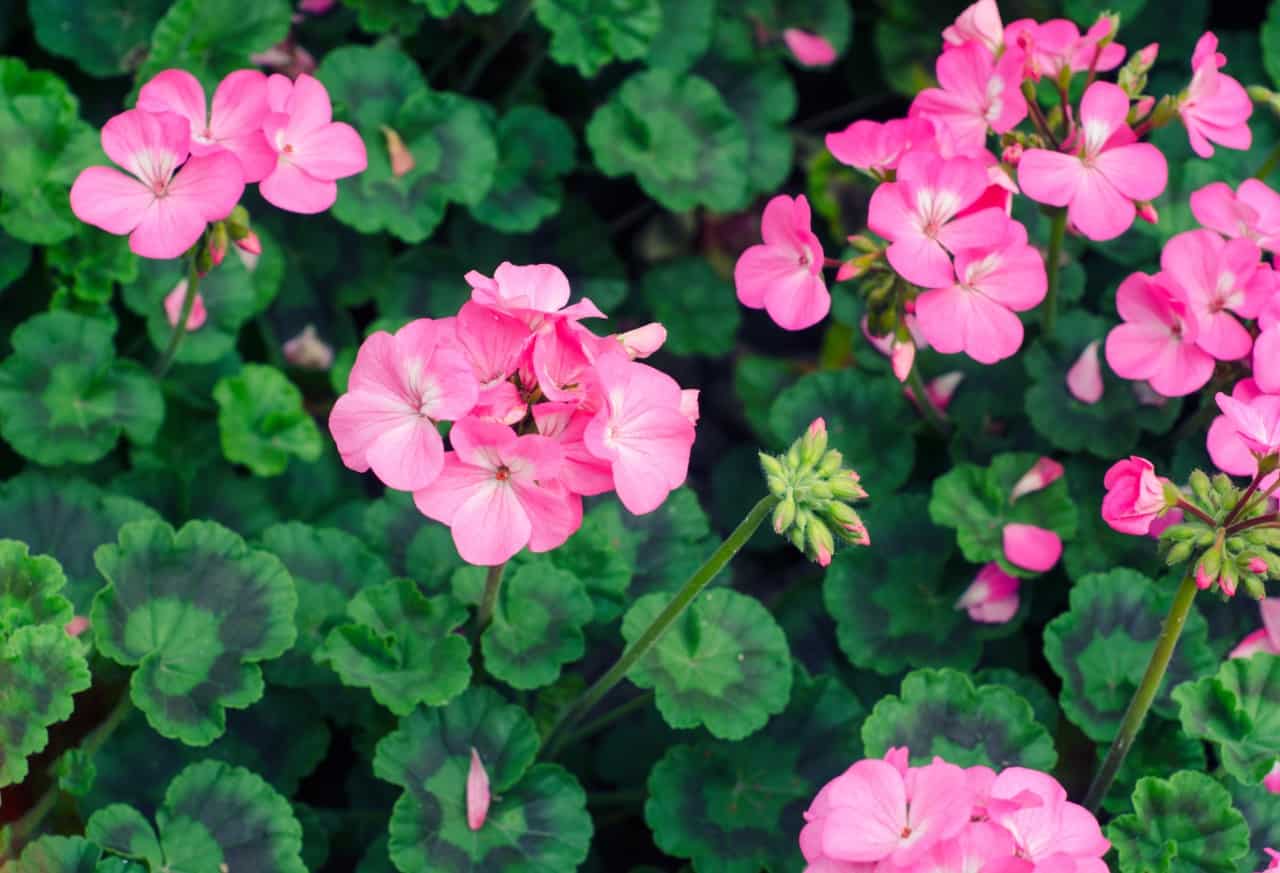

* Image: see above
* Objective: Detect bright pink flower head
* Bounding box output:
[1265,769,1280,797]
[910,42,1027,156]
[465,262,604,326]
[1180,32,1253,159]
[1102,456,1170,536]
[825,117,936,175]
[1161,229,1270,361]
[329,319,480,492]
[138,69,275,183]
[1011,457,1064,503]
[583,351,695,515]
[734,194,830,330]
[163,280,207,330]
[1005,18,1125,82]
[956,563,1021,623]
[1256,327,1280,395]
[532,402,614,497]
[1229,598,1280,660]
[1018,81,1167,241]
[1207,379,1280,477]
[1216,391,1280,458]
[1067,340,1104,404]
[413,417,582,566]
[912,219,1046,363]
[259,73,366,214]
[467,747,491,831]
[1191,180,1280,254]
[784,29,837,67]
[1002,523,1062,573]
[70,109,245,259]
[988,768,1110,866]
[867,151,1007,288]
[942,0,1003,54]
[1104,271,1214,397]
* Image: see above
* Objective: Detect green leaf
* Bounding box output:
[622,588,792,739]
[1225,774,1280,873]
[45,228,138,305]
[1174,652,1280,784]
[213,364,323,476]
[346,0,426,33]
[824,494,982,675]
[700,60,797,197]
[0,312,164,465]
[87,805,166,869]
[623,487,720,597]
[1108,771,1250,873]
[1265,0,1280,89]
[929,451,1079,576]
[534,0,662,77]
[0,836,102,873]
[1046,569,1216,741]
[543,501,636,623]
[363,490,466,587]
[645,670,865,873]
[135,0,293,91]
[92,519,298,746]
[735,355,797,445]
[587,70,749,212]
[0,58,101,245]
[641,258,740,357]
[0,230,31,293]
[645,0,714,71]
[30,0,170,77]
[315,44,428,131]
[770,369,917,496]
[482,559,593,690]
[0,624,92,786]
[1100,718,1207,817]
[0,539,74,633]
[469,106,576,233]
[318,578,471,715]
[861,667,1057,770]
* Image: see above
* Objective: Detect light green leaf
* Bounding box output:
[136,0,293,91]
[482,559,593,690]
[0,624,92,786]
[534,0,663,77]
[213,364,323,476]
[469,106,576,233]
[0,836,102,873]
[1174,652,1280,784]
[700,60,796,197]
[1109,771,1250,873]
[0,539,74,634]
[46,228,138,305]
[346,0,426,33]
[641,258,740,357]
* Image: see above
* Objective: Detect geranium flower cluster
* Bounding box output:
[800,748,1109,873]
[328,262,699,566]
[70,68,366,260]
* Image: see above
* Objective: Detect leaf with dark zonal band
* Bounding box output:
[1174,652,1280,785]
[1108,770,1250,873]
[0,624,92,786]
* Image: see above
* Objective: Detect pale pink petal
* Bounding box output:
[885,235,955,289]
[291,121,367,180]
[1194,310,1253,360]
[1067,340,1105,404]
[1011,457,1065,502]
[69,166,155,235]
[100,109,190,185]
[457,301,530,385]
[891,760,972,865]
[129,196,210,260]
[490,262,572,312]
[412,455,494,524]
[820,760,906,862]
[1080,80,1131,139]
[329,387,411,473]
[1254,327,1280,394]
[446,417,512,471]
[164,281,207,330]
[259,160,338,214]
[735,244,802,309]
[467,748,490,831]
[935,208,1010,254]
[1262,598,1280,649]
[514,480,582,553]
[1002,523,1062,572]
[209,69,276,182]
[449,481,532,565]
[164,151,245,221]
[783,29,837,66]
[137,69,207,134]
[764,272,831,330]
[1069,168,1136,241]
[365,416,447,492]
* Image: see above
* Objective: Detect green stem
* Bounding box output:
[153,257,201,378]
[459,0,532,92]
[1041,207,1068,339]
[1083,567,1199,812]
[501,39,548,108]
[474,562,506,636]
[906,365,949,435]
[1255,141,1280,180]
[541,495,780,758]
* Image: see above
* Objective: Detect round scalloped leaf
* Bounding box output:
[0,539,74,633]
[318,577,471,714]
[46,228,138,305]
[1174,652,1280,784]
[362,490,465,588]
[861,667,1056,771]
[87,804,168,869]
[622,487,719,597]
[481,558,593,690]
[0,624,92,786]
[92,519,298,746]
[470,106,576,233]
[646,0,713,71]
[622,588,792,740]
[30,0,170,77]
[1046,569,1216,742]
[770,369,917,496]
[0,59,101,245]
[316,44,427,132]
[259,522,393,688]
[0,312,164,465]
[345,0,425,33]
[135,0,292,91]
[213,364,323,477]
[1108,771,1250,873]
[824,493,979,675]
[534,0,662,77]
[641,258,741,358]
[544,501,636,623]
[1226,774,1280,872]
[700,60,796,197]
[645,671,865,873]
[0,836,102,873]
[587,70,749,212]
[929,451,1079,576]
[0,230,32,293]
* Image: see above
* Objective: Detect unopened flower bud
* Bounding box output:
[800,418,829,466]
[824,500,862,531]
[1248,556,1268,574]
[1189,469,1212,505]
[1164,539,1194,566]
[226,205,252,241]
[773,497,797,534]
[847,234,880,254]
[817,449,844,477]
[208,222,228,267]
[829,471,868,501]
[235,230,262,256]
[759,452,786,484]
[1220,561,1240,597]
[806,517,836,567]
[1135,202,1158,224]
[616,323,667,359]
[1244,574,1268,599]
[1001,142,1023,166]
[1137,43,1158,69]
[283,324,335,370]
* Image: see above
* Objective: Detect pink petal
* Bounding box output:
[891,759,972,865]
[451,481,531,565]
[259,160,338,214]
[100,108,191,185]
[412,454,494,525]
[1262,597,1280,649]
[914,284,1024,364]
[783,29,837,66]
[1255,327,1280,394]
[328,387,411,472]
[282,73,333,137]
[513,479,582,553]
[935,208,1011,254]
[1067,340,1105,404]
[1010,457,1065,502]
[163,280,207,330]
[1080,80,1131,138]
[886,235,955,289]
[821,760,907,862]
[1094,142,1168,202]
[209,70,276,182]
[457,301,530,385]
[365,416,446,492]
[128,195,211,260]
[1002,523,1062,572]
[165,151,246,221]
[69,166,155,235]
[292,121,368,180]
[764,272,831,331]
[1228,628,1279,660]
[1017,149,1081,208]
[137,69,208,134]
[467,747,491,831]
[1068,167,1136,241]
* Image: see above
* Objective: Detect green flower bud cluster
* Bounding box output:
[760,418,869,567]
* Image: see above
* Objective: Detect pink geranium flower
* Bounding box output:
[942,0,1003,54]
[825,117,936,175]
[956,563,1021,623]
[1104,271,1215,397]
[783,29,837,67]
[1161,229,1270,361]
[1018,81,1168,241]
[988,768,1111,869]
[1229,598,1280,659]
[465,262,604,326]
[328,319,480,492]
[910,42,1027,156]
[1216,390,1280,457]
[1066,340,1104,404]
[1180,32,1253,158]
[163,280,207,330]
[734,194,830,330]
[1002,523,1062,573]
[1102,456,1169,535]
[70,109,245,259]
[912,219,1046,363]
[137,69,276,183]
[259,73,367,214]
[413,417,582,566]
[1005,18,1125,82]
[1191,180,1280,253]
[867,151,1007,288]
[1207,379,1280,477]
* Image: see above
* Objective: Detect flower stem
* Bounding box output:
[906,365,950,435]
[459,0,533,92]
[1223,470,1267,529]
[1083,566,1199,812]
[153,257,201,378]
[540,494,780,758]
[1041,207,1068,339]
[1227,512,1280,537]
[1174,498,1217,528]
[474,562,506,636]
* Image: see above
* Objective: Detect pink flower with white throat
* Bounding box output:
[1191,180,1280,253]
[1215,391,1280,458]
[1104,271,1214,397]
[910,42,1027,156]
[956,563,1021,623]
[1208,379,1280,477]
[259,73,367,214]
[734,194,830,330]
[1018,81,1168,241]
[1180,32,1253,159]
[70,109,245,260]
[1005,17,1126,82]
[1067,340,1104,404]
[1161,229,1270,361]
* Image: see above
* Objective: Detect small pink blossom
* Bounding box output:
[70,109,245,260]
[1191,180,1280,253]
[783,29,837,67]
[260,73,367,214]
[988,768,1111,867]
[1104,271,1214,397]
[956,563,1021,623]
[1002,523,1062,573]
[1102,456,1169,535]
[1216,391,1280,457]
[1018,81,1167,241]
[825,118,935,175]
[734,194,830,330]
[282,324,334,370]
[1066,340,1104,404]
[1180,32,1253,159]
[466,262,603,326]
[163,280,207,331]
[942,0,1003,54]
[467,747,491,831]
[1250,557,1270,574]
[1010,457,1064,503]
[1005,18,1125,82]
[1208,379,1280,477]
[910,42,1027,156]
[1266,769,1280,797]
[1161,229,1270,361]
